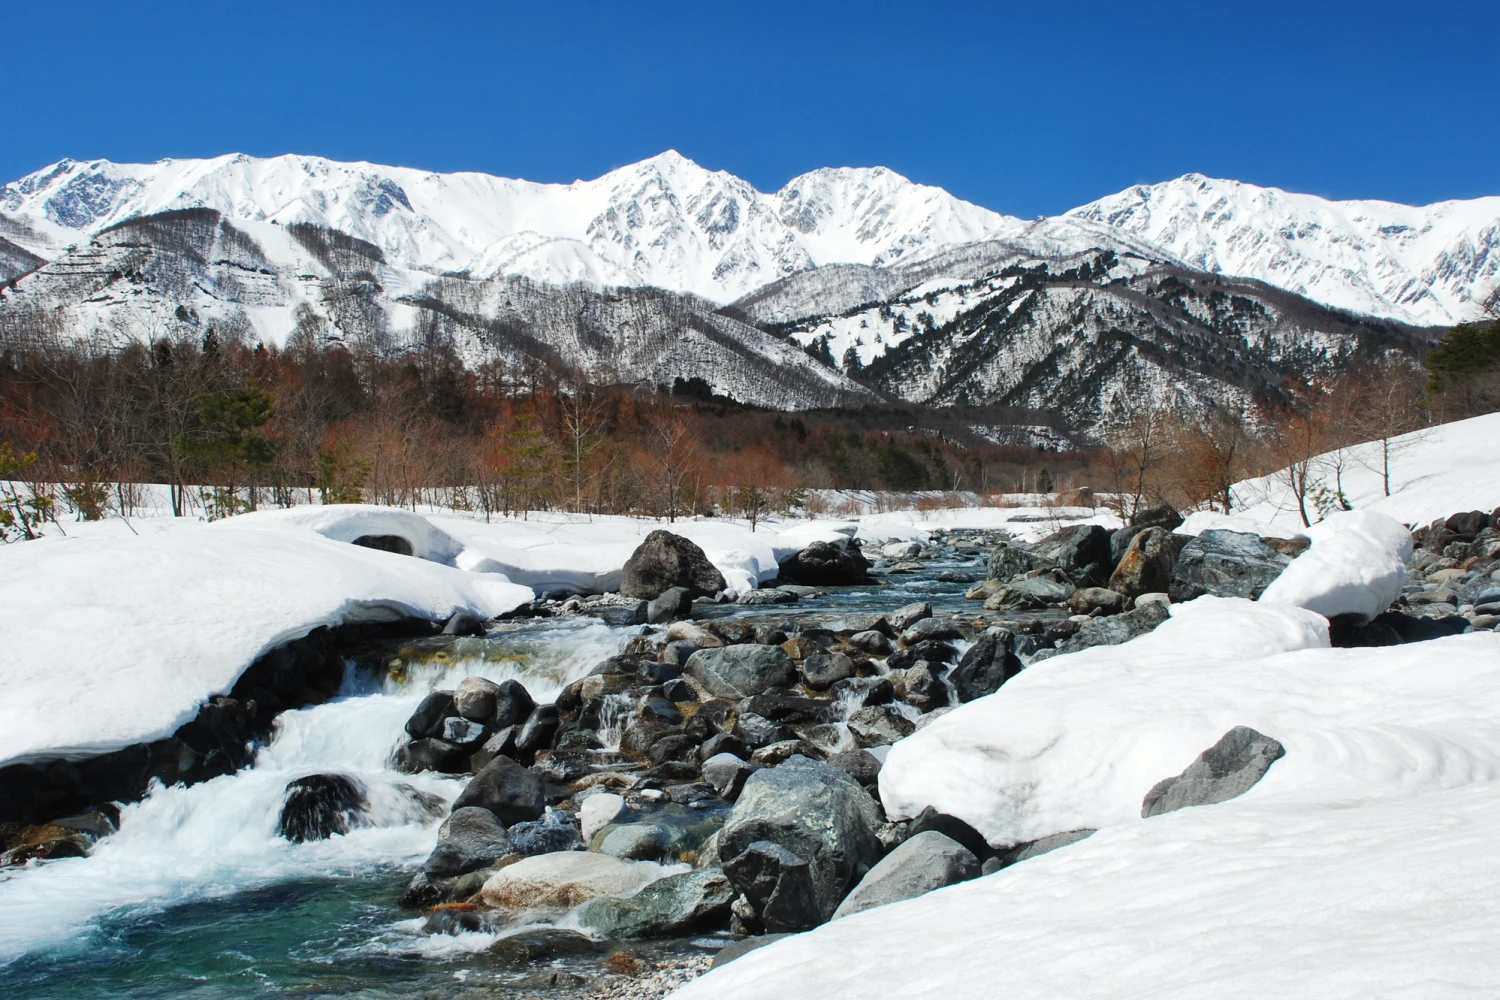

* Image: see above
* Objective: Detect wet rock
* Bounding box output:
[886,560,925,573]
[647,586,695,624]
[487,680,534,729]
[949,628,1021,703]
[424,806,512,876]
[513,704,559,761]
[397,737,470,774]
[740,693,833,725]
[405,691,459,739]
[900,661,950,712]
[662,677,697,703]
[453,756,546,824]
[827,613,893,637]
[738,588,799,606]
[442,612,487,637]
[1142,726,1286,817]
[719,756,884,931]
[899,617,965,646]
[1169,530,1294,602]
[469,726,518,771]
[424,904,492,935]
[479,851,663,911]
[706,618,759,644]
[734,713,797,749]
[278,774,368,842]
[826,748,882,789]
[685,645,797,699]
[1109,526,1188,599]
[832,831,979,919]
[983,569,1074,610]
[586,602,649,627]
[831,675,895,707]
[454,677,500,722]
[846,630,892,656]
[580,792,629,840]
[507,808,584,856]
[620,530,727,600]
[577,867,735,939]
[1038,600,1171,660]
[936,569,975,583]
[848,705,915,748]
[889,602,932,631]
[886,640,957,669]
[778,540,872,586]
[800,652,856,691]
[649,733,699,765]
[489,927,601,964]
[441,716,488,748]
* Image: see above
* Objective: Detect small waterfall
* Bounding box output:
[596,693,639,752]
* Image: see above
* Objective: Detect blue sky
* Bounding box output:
[5,0,1496,217]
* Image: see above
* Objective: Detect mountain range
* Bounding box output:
[0,152,1493,429]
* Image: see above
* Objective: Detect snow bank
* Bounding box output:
[1259,510,1413,623]
[680,623,1500,999]
[856,506,1120,545]
[878,597,1331,845]
[0,523,532,766]
[1176,510,1304,539]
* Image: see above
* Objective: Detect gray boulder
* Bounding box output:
[800,652,856,691]
[506,808,584,856]
[702,752,758,801]
[949,628,1021,702]
[1029,523,1113,587]
[719,755,884,930]
[1038,601,1171,660]
[987,543,1045,582]
[575,867,735,938]
[991,828,1095,870]
[1067,587,1128,616]
[685,645,797,699]
[847,705,915,747]
[1142,726,1286,817]
[846,630,892,656]
[1109,527,1188,599]
[440,716,487,748]
[899,617,965,646]
[452,756,546,824]
[405,691,458,739]
[778,540,872,586]
[1169,530,1293,602]
[454,677,500,722]
[888,602,932,631]
[711,933,794,968]
[422,806,511,876]
[620,530,727,600]
[983,569,1074,610]
[831,831,979,919]
[491,680,536,729]
[647,586,695,624]
[737,588,798,606]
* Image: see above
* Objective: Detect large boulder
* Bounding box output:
[1030,523,1113,586]
[1141,726,1286,818]
[620,531,727,600]
[982,569,1074,610]
[479,851,662,911]
[778,541,872,586]
[574,867,735,938]
[987,544,1045,582]
[277,774,368,842]
[1111,504,1185,564]
[718,755,884,931]
[1036,601,1171,660]
[949,628,1022,702]
[684,645,797,699]
[422,806,512,876]
[1169,530,1293,602]
[1109,527,1188,599]
[405,691,459,739]
[453,756,546,824]
[831,831,979,920]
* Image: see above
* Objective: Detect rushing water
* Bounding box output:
[0,555,985,998]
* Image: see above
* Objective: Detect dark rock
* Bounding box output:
[832,831,979,919]
[641,696,685,727]
[639,661,682,684]
[846,630,892,656]
[847,705,915,748]
[576,867,735,938]
[899,617,965,646]
[454,677,500,722]
[994,829,1095,868]
[753,624,789,646]
[1446,510,1489,539]
[621,531,728,600]
[423,806,511,876]
[740,693,833,725]
[649,733,700,765]
[506,808,584,856]
[489,928,601,965]
[888,602,932,631]
[585,602,649,627]
[983,569,1075,610]
[826,748,882,789]
[662,677,697,703]
[827,613,893,637]
[1030,524,1113,587]
[1132,502,1185,531]
[1040,601,1171,659]
[397,737,470,774]
[831,675,895,707]
[706,619,759,644]
[440,716,488,748]
[901,661,950,712]
[647,586,695,624]
[699,732,748,762]
[1169,530,1294,602]
[442,612,487,637]
[907,806,990,860]
[453,756,546,824]
[1142,726,1286,817]
[702,752,758,801]
[734,713,797,749]
[469,726,518,771]
[352,534,414,555]
[685,645,797,699]
[799,651,856,691]
[514,704,559,761]
[277,774,368,842]
[719,756,884,930]
[737,588,799,606]
[778,541,872,586]
[950,628,1021,703]
[1110,527,1188,600]
[1371,611,1470,643]
[424,906,491,935]
[405,691,458,739]
[886,640,958,669]
[936,569,975,583]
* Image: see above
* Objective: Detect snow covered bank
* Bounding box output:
[1259,510,1413,623]
[681,618,1500,999]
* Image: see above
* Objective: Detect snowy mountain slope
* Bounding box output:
[0,152,1021,304]
[1071,173,1500,326]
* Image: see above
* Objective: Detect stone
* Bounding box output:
[405,691,458,739]
[710,933,794,968]
[887,560,925,573]
[1030,523,1113,587]
[983,569,1075,610]
[454,677,500,722]
[649,733,699,765]
[1169,530,1293,602]
[621,531,727,600]
[513,704,559,761]
[1446,510,1489,539]
[585,602,649,627]
[907,806,991,859]
[576,867,735,939]
[901,661,950,712]
[1142,726,1287,817]
[685,645,797,699]
[699,731,748,762]
[507,808,584,856]
[397,737,469,774]
[899,617,965,646]
[277,774,368,842]
[827,748,882,789]
[580,792,629,841]
[846,630,892,656]
[702,752,758,801]
[987,543,1046,582]
[800,652,856,690]
[479,851,661,911]
[489,928,600,965]
[492,680,536,729]
[1068,586,1129,615]
[469,726,518,771]
[647,586,695,624]
[994,829,1095,867]
[936,569,975,583]
[827,613,893,637]
[442,612,487,637]
[423,806,511,876]
[889,602,932,631]
[1109,526,1188,599]
[706,618,759,644]
[718,756,884,930]
[1043,601,1171,658]
[440,716,488,748]
[881,540,923,560]
[737,588,799,606]
[886,640,958,669]
[662,677,697,703]
[778,541,872,586]
[734,713,797,749]
[751,740,820,766]
[847,705,916,748]
[831,831,979,919]
[949,628,1021,703]
[453,756,546,824]
[663,640,702,668]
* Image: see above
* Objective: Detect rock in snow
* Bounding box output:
[831,831,980,920]
[1141,726,1287,818]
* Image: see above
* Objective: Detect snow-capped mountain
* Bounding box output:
[0,151,1020,303]
[1069,174,1500,326]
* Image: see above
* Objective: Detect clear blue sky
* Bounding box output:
[5,0,1496,217]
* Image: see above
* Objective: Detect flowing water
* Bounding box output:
[0,557,986,998]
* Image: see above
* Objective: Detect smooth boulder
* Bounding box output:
[778,540,872,586]
[1169,530,1293,602]
[620,530,727,600]
[831,831,979,919]
[575,867,735,938]
[1142,726,1286,817]
[685,645,797,699]
[453,756,545,824]
[479,851,662,911]
[422,806,511,876]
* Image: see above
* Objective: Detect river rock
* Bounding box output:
[800,652,856,690]
[993,828,1096,869]
[831,831,979,920]
[405,691,459,739]
[1109,526,1188,599]
[737,588,798,606]
[949,628,1021,703]
[899,617,965,646]
[983,569,1074,610]
[507,808,584,856]
[277,774,368,842]
[453,756,546,824]
[1142,726,1286,817]
[453,677,500,722]
[620,530,727,600]
[1039,600,1171,660]
[647,586,694,624]
[685,645,797,699]
[423,806,512,876]
[1030,523,1113,587]
[576,867,735,938]
[491,680,536,729]
[847,705,915,747]
[847,629,892,655]
[778,540,872,586]
[397,738,469,774]
[888,602,932,631]
[719,755,883,930]
[440,716,488,748]
[900,661,949,712]
[479,851,662,911]
[1169,530,1293,602]
[1068,586,1128,616]
[580,792,629,840]
[513,705,559,761]
[711,932,794,968]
